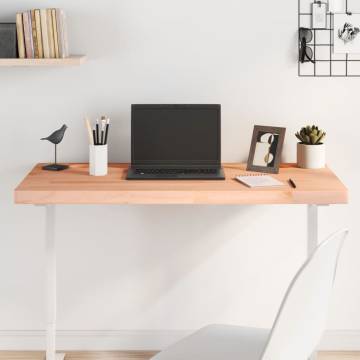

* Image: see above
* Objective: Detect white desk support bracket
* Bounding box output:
[44,205,65,360]
[307,204,329,256]
[307,204,329,360]
[307,205,319,257]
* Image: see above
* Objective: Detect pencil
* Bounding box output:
[85,117,94,145]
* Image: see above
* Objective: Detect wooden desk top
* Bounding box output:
[14,163,348,205]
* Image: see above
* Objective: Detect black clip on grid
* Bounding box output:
[346,0,352,15]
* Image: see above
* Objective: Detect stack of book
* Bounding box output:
[16,9,69,59]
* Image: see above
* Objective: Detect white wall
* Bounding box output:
[1,0,359,350]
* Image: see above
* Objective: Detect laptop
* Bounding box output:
[127,104,225,180]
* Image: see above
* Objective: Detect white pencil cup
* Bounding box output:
[89,145,108,176]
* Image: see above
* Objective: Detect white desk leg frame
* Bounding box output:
[307,205,319,257]
[45,205,65,360]
[308,204,319,360]
[41,203,322,360]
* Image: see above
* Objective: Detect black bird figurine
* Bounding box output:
[41,124,69,171]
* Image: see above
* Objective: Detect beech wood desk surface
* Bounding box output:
[14,163,348,205]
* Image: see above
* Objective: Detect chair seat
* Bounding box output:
[151,324,270,360]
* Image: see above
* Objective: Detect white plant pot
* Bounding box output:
[89,145,108,176]
[297,143,325,169]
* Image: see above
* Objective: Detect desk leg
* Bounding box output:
[307,204,318,360]
[307,205,319,257]
[45,205,65,360]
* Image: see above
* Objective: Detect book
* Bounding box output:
[235,175,284,188]
[22,12,34,58]
[55,9,63,58]
[57,9,69,58]
[51,9,60,58]
[40,9,50,58]
[0,24,17,58]
[34,10,43,58]
[16,13,26,58]
[30,10,39,58]
[16,7,70,59]
[46,8,55,58]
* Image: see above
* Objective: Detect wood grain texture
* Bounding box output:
[0,55,86,67]
[320,352,360,360]
[0,351,356,360]
[14,163,348,205]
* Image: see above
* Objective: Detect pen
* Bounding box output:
[100,116,107,145]
[96,119,100,145]
[289,178,297,189]
[104,118,110,145]
[92,129,97,145]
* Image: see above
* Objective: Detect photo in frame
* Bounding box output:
[247,125,286,174]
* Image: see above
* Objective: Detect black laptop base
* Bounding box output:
[127,167,225,180]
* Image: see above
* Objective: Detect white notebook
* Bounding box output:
[235,175,284,188]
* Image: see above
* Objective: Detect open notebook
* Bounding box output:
[235,175,284,188]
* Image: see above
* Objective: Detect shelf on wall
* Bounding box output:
[0,55,87,67]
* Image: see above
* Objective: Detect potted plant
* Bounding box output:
[295,125,326,169]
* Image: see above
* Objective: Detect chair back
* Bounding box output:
[261,229,348,360]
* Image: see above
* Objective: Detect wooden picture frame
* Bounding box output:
[247,125,286,174]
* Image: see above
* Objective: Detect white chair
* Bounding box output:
[151,229,348,360]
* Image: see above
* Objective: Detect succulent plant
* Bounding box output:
[295,125,326,145]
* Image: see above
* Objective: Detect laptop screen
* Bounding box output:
[131,105,221,166]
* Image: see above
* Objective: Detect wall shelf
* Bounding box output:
[0,55,86,67]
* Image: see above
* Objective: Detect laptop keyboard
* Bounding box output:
[135,168,218,175]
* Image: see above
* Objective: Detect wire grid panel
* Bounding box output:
[298,0,360,77]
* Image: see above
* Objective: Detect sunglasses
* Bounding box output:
[299,27,315,64]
